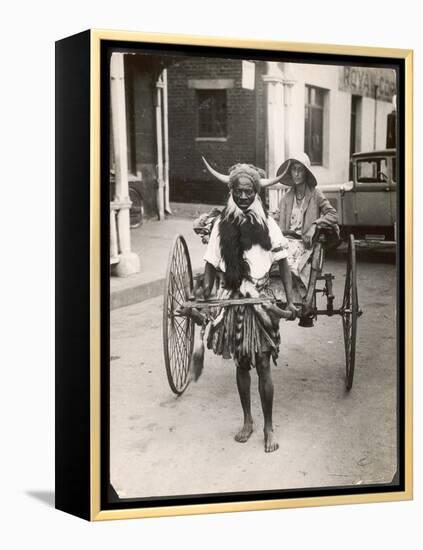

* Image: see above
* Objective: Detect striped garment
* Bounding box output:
[206,278,280,368]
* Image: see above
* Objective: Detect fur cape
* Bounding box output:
[218,196,271,290]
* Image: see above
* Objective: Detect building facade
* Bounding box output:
[166,59,397,204]
[109,51,176,275]
[167,57,267,204]
[285,63,396,184]
[109,54,396,276]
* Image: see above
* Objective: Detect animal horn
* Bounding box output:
[202,156,230,184]
[259,164,290,188]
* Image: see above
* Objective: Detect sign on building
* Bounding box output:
[242,60,255,90]
[339,67,396,102]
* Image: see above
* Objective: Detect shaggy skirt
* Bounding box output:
[206,284,280,368]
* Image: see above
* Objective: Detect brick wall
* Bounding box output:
[168,58,266,204]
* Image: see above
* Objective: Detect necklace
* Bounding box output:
[295,193,305,202]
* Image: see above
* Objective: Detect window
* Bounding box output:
[356,158,388,184]
[304,85,325,165]
[197,90,227,138]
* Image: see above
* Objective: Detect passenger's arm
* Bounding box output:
[315,189,338,226]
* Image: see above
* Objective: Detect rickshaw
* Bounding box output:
[163,227,362,396]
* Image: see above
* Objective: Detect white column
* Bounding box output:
[156,73,165,220]
[282,62,296,160]
[110,203,119,264]
[110,52,140,277]
[263,62,286,214]
[162,69,172,214]
[263,62,285,178]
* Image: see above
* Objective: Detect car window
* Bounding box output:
[356,158,388,184]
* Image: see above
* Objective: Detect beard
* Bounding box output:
[219,194,272,290]
[222,194,268,227]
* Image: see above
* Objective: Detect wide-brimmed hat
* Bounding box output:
[276,152,317,188]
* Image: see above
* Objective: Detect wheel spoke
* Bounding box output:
[163,235,194,394]
[341,235,358,390]
[170,323,186,366]
[168,313,192,390]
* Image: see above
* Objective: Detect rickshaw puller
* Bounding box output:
[200,160,298,453]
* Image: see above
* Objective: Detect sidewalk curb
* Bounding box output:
[111,267,203,310]
[111,278,165,310]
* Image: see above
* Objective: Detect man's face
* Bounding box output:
[232,177,256,210]
[290,162,306,185]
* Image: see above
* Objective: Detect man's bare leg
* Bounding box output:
[235,363,254,442]
[256,353,279,453]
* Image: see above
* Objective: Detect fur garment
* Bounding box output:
[219,195,271,291]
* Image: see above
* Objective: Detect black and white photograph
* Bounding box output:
[107,45,403,504]
[3,0,420,543]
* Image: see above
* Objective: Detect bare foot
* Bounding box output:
[264,429,279,453]
[234,421,254,443]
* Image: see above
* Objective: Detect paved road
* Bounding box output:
[110,250,397,499]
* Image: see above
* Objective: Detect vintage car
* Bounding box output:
[321,149,397,242]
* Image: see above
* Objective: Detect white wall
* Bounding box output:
[283,63,395,185]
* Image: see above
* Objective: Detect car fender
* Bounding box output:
[317,182,354,226]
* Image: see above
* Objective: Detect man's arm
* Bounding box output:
[203,261,216,300]
[278,258,297,320]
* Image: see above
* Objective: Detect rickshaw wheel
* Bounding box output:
[342,234,359,391]
[163,235,194,395]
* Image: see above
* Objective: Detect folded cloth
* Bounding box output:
[193,209,222,244]
[269,237,312,302]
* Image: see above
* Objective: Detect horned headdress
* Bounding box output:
[202,157,288,192]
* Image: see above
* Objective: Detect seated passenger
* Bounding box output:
[273,152,338,300]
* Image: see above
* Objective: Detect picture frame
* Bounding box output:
[55,29,413,521]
